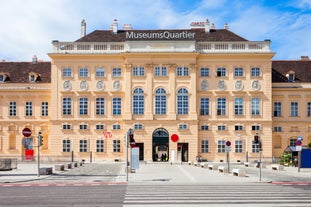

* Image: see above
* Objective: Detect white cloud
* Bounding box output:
[0,0,310,61]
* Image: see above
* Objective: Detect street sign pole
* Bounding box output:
[37,132,40,177]
[126,133,128,182]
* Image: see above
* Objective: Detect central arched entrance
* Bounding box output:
[152,128,169,162]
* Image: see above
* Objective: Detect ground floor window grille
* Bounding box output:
[217,140,226,153]
[113,140,120,152]
[62,140,71,152]
[79,140,88,152]
[96,140,104,152]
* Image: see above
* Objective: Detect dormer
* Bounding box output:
[285,70,295,83]
[0,73,10,83]
[29,72,41,83]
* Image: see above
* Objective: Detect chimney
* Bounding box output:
[224,23,229,30]
[205,19,210,33]
[211,23,216,30]
[32,55,38,64]
[81,19,86,37]
[123,24,133,30]
[301,56,310,61]
[111,19,118,34]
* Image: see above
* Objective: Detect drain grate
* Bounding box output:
[151,178,170,182]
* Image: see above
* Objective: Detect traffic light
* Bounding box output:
[38,132,43,146]
[254,134,259,144]
[129,133,135,148]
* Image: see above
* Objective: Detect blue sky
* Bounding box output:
[0,0,310,61]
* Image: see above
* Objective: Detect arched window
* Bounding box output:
[155,88,166,114]
[133,88,144,115]
[177,88,188,115]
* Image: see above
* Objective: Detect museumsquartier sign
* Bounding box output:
[126,31,195,40]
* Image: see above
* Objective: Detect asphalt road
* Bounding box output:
[0,185,126,207]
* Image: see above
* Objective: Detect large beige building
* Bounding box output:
[0,19,310,163]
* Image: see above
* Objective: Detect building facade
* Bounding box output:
[0,19,310,163]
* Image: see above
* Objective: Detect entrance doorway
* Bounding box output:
[152,128,169,162]
[135,143,144,161]
[177,143,188,162]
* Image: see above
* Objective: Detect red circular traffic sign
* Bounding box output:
[22,128,32,137]
[171,134,179,142]
[226,141,231,147]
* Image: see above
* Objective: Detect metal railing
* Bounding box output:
[51,41,271,54]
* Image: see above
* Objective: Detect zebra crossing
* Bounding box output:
[124,183,311,206]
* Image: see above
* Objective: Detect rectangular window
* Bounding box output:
[9,102,17,116]
[96,98,105,115]
[154,66,167,76]
[41,102,48,116]
[252,125,261,131]
[251,98,260,115]
[96,124,104,130]
[290,102,298,117]
[113,124,121,130]
[201,140,209,153]
[200,68,209,77]
[79,124,88,130]
[235,125,243,131]
[62,140,71,152]
[200,98,210,115]
[79,98,88,115]
[234,68,244,77]
[25,102,33,116]
[96,68,105,77]
[216,67,226,77]
[308,102,311,117]
[62,124,71,130]
[178,124,188,130]
[112,98,122,115]
[274,126,282,132]
[289,139,296,147]
[177,67,189,76]
[112,68,121,77]
[79,68,88,77]
[235,140,243,153]
[134,124,143,130]
[113,140,121,152]
[217,140,226,153]
[96,140,104,152]
[79,140,88,152]
[201,125,209,131]
[62,68,72,77]
[234,98,244,115]
[217,125,226,131]
[273,102,282,117]
[217,98,226,116]
[133,67,145,76]
[62,98,72,115]
[251,67,260,77]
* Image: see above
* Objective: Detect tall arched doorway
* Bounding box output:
[152,128,169,162]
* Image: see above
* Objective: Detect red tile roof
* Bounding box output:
[75,28,248,42]
[0,62,51,83]
[272,60,311,82]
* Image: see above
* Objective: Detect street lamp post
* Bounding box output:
[245,137,249,162]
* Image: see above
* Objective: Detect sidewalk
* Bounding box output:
[128,163,261,184]
[0,163,53,183]
[1,162,311,184]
